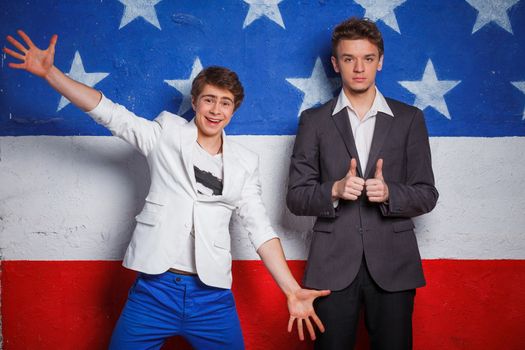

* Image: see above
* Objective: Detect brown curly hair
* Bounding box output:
[191,66,245,111]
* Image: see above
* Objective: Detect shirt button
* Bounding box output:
[176,277,181,282]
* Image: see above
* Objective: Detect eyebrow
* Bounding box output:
[201,94,234,103]
[341,53,377,58]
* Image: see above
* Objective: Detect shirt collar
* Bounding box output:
[332,86,394,118]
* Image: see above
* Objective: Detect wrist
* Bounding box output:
[331,181,340,201]
[44,65,59,83]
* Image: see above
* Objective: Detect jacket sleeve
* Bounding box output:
[381,109,439,218]
[286,111,337,218]
[236,155,279,251]
[86,94,162,156]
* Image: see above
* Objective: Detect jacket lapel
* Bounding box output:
[331,106,363,176]
[364,111,393,178]
[220,132,235,200]
[180,119,198,194]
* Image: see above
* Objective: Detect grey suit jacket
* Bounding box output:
[286,97,438,292]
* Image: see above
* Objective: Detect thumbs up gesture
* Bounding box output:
[331,158,365,201]
[365,159,389,203]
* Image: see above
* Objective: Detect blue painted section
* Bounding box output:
[0,0,524,136]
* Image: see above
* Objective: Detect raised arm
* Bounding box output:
[4,30,101,111]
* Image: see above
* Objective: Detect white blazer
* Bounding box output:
[87,95,277,289]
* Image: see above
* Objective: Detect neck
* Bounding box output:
[343,84,377,119]
[197,132,223,155]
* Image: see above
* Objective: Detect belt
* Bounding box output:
[168,268,198,276]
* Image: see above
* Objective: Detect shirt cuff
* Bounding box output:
[85,93,115,126]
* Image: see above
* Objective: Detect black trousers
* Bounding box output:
[314,259,415,350]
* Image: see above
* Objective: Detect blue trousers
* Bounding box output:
[109,272,244,350]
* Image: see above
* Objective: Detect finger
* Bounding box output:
[288,316,295,333]
[17,30,36,49]
[349,181,364,191]
[305,317,316,341]
[298,318,304,341]
[342,193,358,201]
[368,196,384,202]
[353,177,365,186]
[344,188,361,199]
[312,313,326,333]
[375,158,384,180]
[3,47,25,61]
[6,35,28,53]
[365,179,377,187]
[48,34,58,54]
[316,289,331,297]
[8,62,26,70]
[348,158,357,177]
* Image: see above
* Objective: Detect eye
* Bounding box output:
[344,57,353,62]
[203,97,213,104]
[222,101,233,108]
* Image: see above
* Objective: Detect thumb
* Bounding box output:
[348,158,357,177]
[48,34,58,54]
[375,158,384,180]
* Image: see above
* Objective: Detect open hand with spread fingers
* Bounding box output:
[4,30,57,78]
[287,287,331,341]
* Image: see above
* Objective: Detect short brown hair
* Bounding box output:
[332,17,384,57]
[191,66,245,111]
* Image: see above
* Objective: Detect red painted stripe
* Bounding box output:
[2,260,525,350]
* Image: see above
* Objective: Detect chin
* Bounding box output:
[349,85,372,94]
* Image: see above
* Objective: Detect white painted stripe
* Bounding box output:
[1,136,524,260]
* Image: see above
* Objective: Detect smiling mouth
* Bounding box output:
[205,116,222,125]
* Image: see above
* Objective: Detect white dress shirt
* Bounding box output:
[332,86,394,173]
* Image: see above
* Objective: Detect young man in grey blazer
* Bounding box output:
[4,30,330,349]
[287,17,439,349]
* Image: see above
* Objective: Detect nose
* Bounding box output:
[354,59,364,73]
[210,101,220,114]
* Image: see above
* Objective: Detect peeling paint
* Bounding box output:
[171,13,204,27]
[9,116,64,125]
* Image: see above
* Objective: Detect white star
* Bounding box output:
[399,59,460,120]
[286,57,340,115]
[57,51,109,112]
[354,0,407,33]
[465,0,520,34]
[118,0,162,30]
[511,81,525,120]
[164,58,203,116]
[243,0,285,29]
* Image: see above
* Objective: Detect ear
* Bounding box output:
[331,56,340,73]
[191,96,196,111]
[377,54,384,72]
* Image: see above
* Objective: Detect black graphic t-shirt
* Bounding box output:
[193,143,223,196]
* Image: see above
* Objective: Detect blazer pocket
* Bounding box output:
[136,191,168,226]
[392,220,415,233]
[135,210,160,226]
[313,217,334,233]
[213,240,230,251]
[145,191,168,205]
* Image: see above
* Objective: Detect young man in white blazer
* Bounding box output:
[4,30,330,349]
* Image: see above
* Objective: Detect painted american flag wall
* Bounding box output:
[1,0,525,349]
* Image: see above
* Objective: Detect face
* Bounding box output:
[192,84,235,139]
[331,39,383,96]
